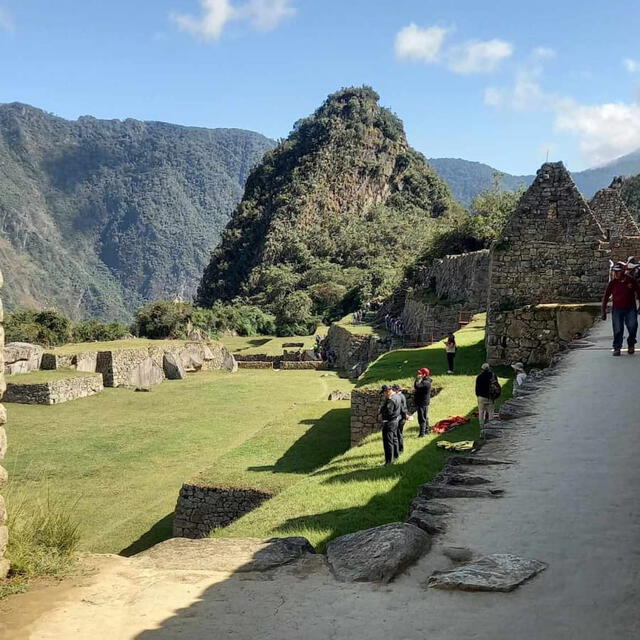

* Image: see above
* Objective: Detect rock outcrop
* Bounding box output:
[3,342,43,375]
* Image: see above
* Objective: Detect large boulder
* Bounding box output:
[180,346,205,372]
[326,523,430,583]
[4,342,43,375]
[127,357,164,391]
[136,536,315,572]
[163,353,187,380]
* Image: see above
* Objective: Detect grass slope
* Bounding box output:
[4,369,347,554]
[212,316,513,551]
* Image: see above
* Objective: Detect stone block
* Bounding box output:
[163,353,187,380]
[0,426,6,459]
[128,358,164,391]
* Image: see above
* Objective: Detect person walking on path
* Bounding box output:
[413,368,432,438]
[602,263,640,356]
[391,384,408,455]
[475,363,496,431]
[379,384,402,465]
[511,362,527,394]
[444,333,456,373]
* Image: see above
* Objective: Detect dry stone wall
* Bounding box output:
[589,182,639,239]
[608,236,640,263]
[324,324,390,374]
[487,304,601,366]
[0,271,7,578]
[279,361,324,370]
[173,484,272,538]
[487,163,610,364]
[4,373,104,405]
[3,343,43,375]
[238,361,273,369]
[41,351,98,372]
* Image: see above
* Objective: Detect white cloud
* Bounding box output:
[555,101,640,166]
[394,24,450,63]
[172,0,295,41]
[623,58,640,73]
[447,39,513,74]
[532,46,556,60]
[0,7,14,32]
[485,53,640,165]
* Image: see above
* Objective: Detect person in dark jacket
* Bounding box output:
[602,263,640,355]
[413,367,432,437]
[475,363,495,429]
[391,384,408,454]
[379,384,402,464]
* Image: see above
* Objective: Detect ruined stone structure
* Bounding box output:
[173,484,272,538]
[4,373,104,405]
[589,180,640,240]
[0,271,8,578]
[41,351,98,372]
[487,163,610,364]
[4,342,43,375]
[323,323,390,374]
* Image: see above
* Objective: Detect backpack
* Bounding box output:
[489,375,502,401]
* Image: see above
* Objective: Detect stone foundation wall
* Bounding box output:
[173,484,272,538]
[350,387,441,446]
[324,324,390,373]
[0,271,8,577]
[486,303,601,366]
[399,298,461,342]
[233,354,280,362]
[279,361,324,370]
[41,351,98,372]
[237,361,274,369]
[4,373,104,405]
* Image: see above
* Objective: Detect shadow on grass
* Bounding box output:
[247,408,351,475]
[119,513,174,557]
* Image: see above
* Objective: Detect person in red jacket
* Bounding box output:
[602,263,640,356]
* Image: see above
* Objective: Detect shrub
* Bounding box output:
[132,301,192,339]
[5,309,72,347]
[6,493,80,579]
[72,320,129,343]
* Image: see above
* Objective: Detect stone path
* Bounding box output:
[2,320,639,639]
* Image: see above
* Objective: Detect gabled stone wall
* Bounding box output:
[589,181,640,239]
[324,324,390,374]
[487,162,610,364]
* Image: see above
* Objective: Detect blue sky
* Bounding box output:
[0,0,639,174]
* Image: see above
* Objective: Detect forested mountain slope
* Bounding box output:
[0,102,274,320]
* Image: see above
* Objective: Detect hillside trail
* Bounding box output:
[2,319,639,640]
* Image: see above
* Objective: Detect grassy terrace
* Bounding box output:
[210,315,512,550]
[6,369,98,384]
[5,368,350,555]
[334,313,388,337]
[45,338,188,356]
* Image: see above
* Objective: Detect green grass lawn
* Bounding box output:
[335,313,388,337]
[6,369,98,385]
[45,338,190,356]
[211,315,513,551]
[4,369,350,555]
[220,328,328,356]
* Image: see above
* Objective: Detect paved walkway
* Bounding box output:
[2,320,639,639]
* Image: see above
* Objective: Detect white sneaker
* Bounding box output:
[447,370,453,374]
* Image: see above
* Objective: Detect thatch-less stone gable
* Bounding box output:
[589,179,640,240]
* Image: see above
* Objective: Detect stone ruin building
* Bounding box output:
[0,270,8,578]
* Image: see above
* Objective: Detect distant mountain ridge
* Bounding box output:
[429,151,640,205]
[0,102,275,320]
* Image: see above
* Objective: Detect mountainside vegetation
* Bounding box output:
[197,87,459,333]
[429,152,640,206]
[0,102,274,320]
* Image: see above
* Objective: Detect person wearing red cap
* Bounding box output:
[413,368,432,437]
[602,263,640,356]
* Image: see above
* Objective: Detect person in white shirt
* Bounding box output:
[511,362,527,394]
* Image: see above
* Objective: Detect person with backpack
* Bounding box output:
[413,367,432,437]
[391,384,408,455]
[443,333,456,374]
[475,363,500,430]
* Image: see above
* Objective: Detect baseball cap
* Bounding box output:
[417,367,430,376]
[481,363,491,370]
[380,384,391,393]
[612,263,625,272]
[391,384,401,391]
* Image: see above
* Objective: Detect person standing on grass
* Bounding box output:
[379,385,402,465]
[444,333,456,374]
[602,263,640,356]
[475,363,496,431]
[392,384,408,455]
[413,368,432,438]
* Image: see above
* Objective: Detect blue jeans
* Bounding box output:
[612,308,638,350]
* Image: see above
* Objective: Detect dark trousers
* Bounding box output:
[416,403,429,436]
[382,419,399,464]
[447,352,455,371]
[612,308,638,350]
[397,418,406,454]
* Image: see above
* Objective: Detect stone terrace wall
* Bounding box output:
[279,361,324,370]
[41,351,98,372]
[589,182,639,240]
[237,361,274,369]
[173,484,272,538]
[97,349,148,387]
[4,374,104,405]
[0,271,8,578]
[487,162,610,353]
[487,303,601,366]
[399,299,460,343]
[324,324,390,373]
